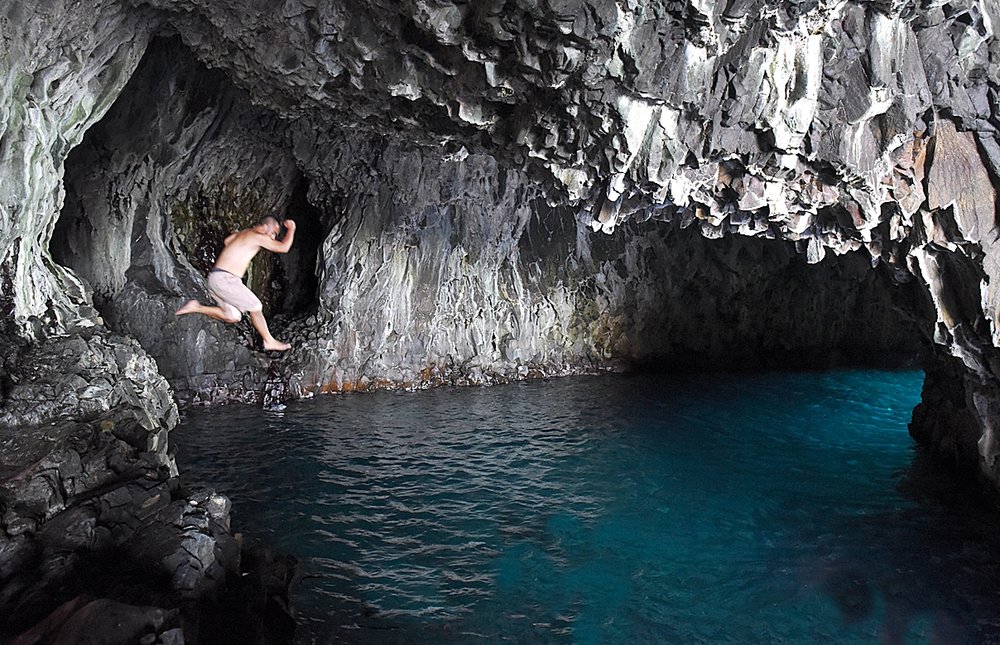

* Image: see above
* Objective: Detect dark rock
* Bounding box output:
[10,597,179,645]
[0,535,37,582]
[195,542,298,645]
[35,505,98,552]
[127,493,239,601]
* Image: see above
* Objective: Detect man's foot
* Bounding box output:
[175,299,200,315]
[263,340,291,352]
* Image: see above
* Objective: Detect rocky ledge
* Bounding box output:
[0,329,295,642]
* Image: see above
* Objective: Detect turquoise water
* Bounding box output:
[172,371,1000,644]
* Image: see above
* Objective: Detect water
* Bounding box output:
[172,371,1000,644]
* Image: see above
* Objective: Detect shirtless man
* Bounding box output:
[175,216,295,351]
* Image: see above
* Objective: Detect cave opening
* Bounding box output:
[270,171,323,320]
[50,35,324,342]
[539,202,935,374]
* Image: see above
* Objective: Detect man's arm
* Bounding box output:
[259,219,296,253]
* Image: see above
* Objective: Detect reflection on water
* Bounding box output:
[172,371,1000,644]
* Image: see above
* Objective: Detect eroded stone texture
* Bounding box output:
[275,130,928,396]
[0,413,252,638]
[42,35,922,409]
[0,0,158,335]
[0,328,177,433]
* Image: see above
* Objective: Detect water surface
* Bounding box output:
[173,371,1000,644]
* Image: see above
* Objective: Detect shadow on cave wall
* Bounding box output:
[523,199,933,373]
[272,173,322,318]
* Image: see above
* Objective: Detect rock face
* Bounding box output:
[1,0,999,627]
[49,34,925,403]
[0,327,240,637]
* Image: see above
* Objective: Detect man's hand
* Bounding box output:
[283,219,296,232]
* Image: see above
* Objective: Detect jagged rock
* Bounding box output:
[0,327,249,636]
[17,31,915,411]
[127,493,239,600]
[0,330,178,434]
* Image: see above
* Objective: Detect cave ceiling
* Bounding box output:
[124,0,997,266]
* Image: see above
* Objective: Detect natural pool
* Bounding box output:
[173,371,1000,644]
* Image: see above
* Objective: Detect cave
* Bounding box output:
[46,35,932,403]
[50,36,324,353]
[3,0,1000,641]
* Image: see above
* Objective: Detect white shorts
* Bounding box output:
[207,269,262,319]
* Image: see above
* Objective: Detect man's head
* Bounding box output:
[255,216,281,238]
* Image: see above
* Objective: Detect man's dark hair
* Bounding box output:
[257,216,279,227]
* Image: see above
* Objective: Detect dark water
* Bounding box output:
[172,371,1000,644]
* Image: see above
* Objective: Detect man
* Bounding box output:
[175,216,296,351]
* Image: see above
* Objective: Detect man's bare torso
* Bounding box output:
[213,229,271,278]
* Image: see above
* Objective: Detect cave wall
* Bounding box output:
[51,39,299,309]
[49,37,305,403]
[42,35,922,406]
[0,2,158,336]
[108,0,998,487]
[281,128,925,396]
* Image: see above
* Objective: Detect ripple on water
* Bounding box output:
[173,371,1000,644]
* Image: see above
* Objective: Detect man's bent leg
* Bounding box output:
[248,310,290,351]
[176,300,241,323]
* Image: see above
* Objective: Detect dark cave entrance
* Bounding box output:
[50,35,324,331]
[271,173,322,319]
[523,198,933,373]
